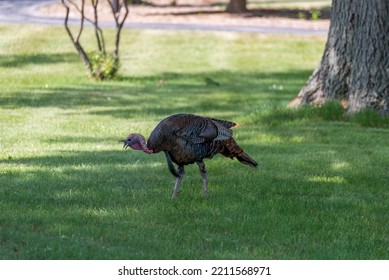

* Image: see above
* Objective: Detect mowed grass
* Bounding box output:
[1,24,389,260]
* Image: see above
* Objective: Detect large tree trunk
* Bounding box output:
[226,0,247,13]
[290,0,389,114]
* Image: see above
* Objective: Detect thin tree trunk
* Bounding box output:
[92,0,106,54]
[62,0,93,75]
[291,0,389,113]
[111,0,120,13]
[108,0,129,68]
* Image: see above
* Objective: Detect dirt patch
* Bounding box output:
[39,0,330,31]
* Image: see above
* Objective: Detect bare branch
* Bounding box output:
[91,0,105,54]
[62,0,86,43]
[61,0,92,74]
[107,0,129,63]
[61,0,74,41]
[118,1,130,28]
[62,0,129,79]
[75,0,85,42]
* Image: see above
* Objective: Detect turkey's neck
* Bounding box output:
[138,135,154,154]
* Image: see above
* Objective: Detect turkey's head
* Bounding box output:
[122,133,153,154]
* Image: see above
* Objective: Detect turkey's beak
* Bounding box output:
[120,139,129,149]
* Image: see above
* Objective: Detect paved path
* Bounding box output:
[0,0,60,24]
[0,0,328,35]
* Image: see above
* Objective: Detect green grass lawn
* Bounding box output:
[1,24,388,260]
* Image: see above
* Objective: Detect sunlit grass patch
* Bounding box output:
[1,24,388,260]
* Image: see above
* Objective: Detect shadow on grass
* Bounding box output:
[2,140,389,259]
[0,70,311,114]
[0,53,79,68]
[2,149,129,167]
[246,101,389,129]
[1,148,178,259]
[0,147,174,219]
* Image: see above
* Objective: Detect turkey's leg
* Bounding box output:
[172,165,185,198]
[197,161,208,197]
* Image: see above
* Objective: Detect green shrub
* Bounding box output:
[90,52,120,80]
[310,10,321,20]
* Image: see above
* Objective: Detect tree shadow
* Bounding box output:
[0,147,173,259]
[1,148,168,207]
[2,119,388,259]
[0,53,79,68]
[0,69,313,115]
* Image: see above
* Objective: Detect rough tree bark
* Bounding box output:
[290,0,389,114]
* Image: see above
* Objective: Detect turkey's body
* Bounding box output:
[148,114,235,164]
[123,114,258,197]
[149,114,257,197]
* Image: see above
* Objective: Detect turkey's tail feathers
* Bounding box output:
[220,138,258,168]
[236,152,258,168]
[165,152,179,177]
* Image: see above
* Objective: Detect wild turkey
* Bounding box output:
[122,114,258,198]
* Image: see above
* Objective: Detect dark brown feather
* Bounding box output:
[147,114,258,169]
